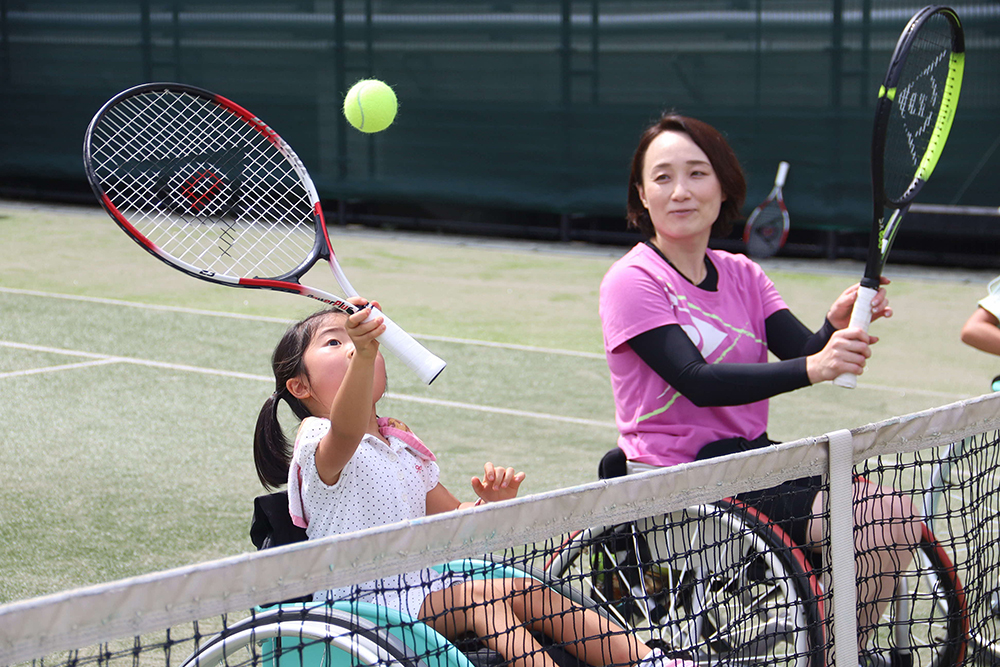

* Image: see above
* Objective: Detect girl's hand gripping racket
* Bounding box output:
[743,161,790,259]
[834,5,964,388]
[83,82,446,384]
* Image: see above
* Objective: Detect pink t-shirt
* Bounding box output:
[599,244,787,467]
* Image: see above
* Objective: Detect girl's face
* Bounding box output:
[291,312,386,417]
[637,130,725,247]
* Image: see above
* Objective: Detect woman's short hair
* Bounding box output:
[626,114,747,240]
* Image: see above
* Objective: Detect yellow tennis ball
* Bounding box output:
[343,79,397,133]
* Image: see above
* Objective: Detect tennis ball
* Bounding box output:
[343,79,397,133]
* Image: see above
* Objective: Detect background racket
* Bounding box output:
[83,82,446,384]
[743,161,790,259]
[834,5,964,388]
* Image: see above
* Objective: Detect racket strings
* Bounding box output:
[748,201,785,232]
[745,200,788,258]
[91,90,318,280]
[882,14,954,204]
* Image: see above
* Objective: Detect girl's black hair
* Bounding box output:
[253,309,342,490]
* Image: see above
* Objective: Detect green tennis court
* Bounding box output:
[1,200,997,605]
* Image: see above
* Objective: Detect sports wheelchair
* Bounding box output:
[180,493,601,667]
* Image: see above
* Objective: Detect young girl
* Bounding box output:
[253,300,685,667]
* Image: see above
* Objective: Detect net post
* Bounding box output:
[827,428,858,667]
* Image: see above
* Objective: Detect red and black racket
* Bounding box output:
[743,161,790,259]
[83,82,446,384]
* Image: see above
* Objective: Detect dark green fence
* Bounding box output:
[1,1,997,238]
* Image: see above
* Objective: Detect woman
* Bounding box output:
[599,113,921,650]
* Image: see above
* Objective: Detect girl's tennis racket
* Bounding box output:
[743,161,790,259]
[83,82,446,384]
[834,5,964,389]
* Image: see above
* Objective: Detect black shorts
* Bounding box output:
[696,434,822,549]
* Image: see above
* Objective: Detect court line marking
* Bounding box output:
[0,340,616,428]
[0,287,972,400]
[0,357,120,380]
[0,287,604,358]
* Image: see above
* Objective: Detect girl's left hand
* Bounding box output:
[828,276,892,330]
[471,462,526,504]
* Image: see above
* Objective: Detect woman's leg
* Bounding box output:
[807,480,922,649]
[420,577,650,667]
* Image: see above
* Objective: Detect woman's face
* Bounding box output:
[637,130,725,247]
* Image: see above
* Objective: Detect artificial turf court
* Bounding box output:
[1,199,997,605]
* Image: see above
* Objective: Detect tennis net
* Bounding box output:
[2,393,998,667]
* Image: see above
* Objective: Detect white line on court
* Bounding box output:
[0,340,617,428]
[0,287,603,358]
[0,287,973,402]
[0,357,120,380]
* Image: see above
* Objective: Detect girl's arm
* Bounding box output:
[314,300,385,485]
[960,307,1000,355]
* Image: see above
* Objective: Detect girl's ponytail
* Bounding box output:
[253,307,339,490]
[253,390,292,490]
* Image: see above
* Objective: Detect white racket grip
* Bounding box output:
[832,284,878,389]
[775,161,790,187]
[366,307,447,384]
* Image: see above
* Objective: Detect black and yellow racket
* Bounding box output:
[835,5,964,388]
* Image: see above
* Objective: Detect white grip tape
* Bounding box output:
[832,284,877,389]
[365,307,447,385]
[775,161,790,187]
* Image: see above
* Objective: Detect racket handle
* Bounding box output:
[366,306,447,384]
[776,161,790,187]
[832,285,878,389]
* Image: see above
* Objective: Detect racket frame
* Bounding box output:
[83,82,446,384]
[835,5,964,388]
[743,160,790,258]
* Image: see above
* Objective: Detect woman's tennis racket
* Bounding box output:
[743,161,790,259]
[834,5,964,388]
[83,82,446,384]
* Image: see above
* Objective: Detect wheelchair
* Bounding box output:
[542,458,968,667]
[180,494,602,667]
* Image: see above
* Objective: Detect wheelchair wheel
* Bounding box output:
[544,499,825,667]
[971,586,1000,666]
[867,527,967,667]
[179,605,430,667]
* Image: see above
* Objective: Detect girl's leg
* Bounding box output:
[420,577,652,667]
[504,577,647,666]
[420,579,553,667]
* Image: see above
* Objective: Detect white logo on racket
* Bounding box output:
[897,50,947,165]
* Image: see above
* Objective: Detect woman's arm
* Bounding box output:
[628,324,809,407]
[765,309,837,359]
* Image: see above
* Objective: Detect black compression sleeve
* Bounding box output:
[628,324,810,407]
[765,309,837,359]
